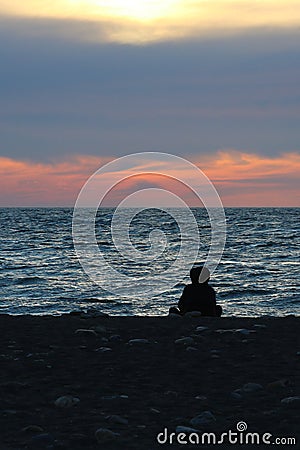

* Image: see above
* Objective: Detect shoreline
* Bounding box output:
[1,314,299,449]
[1,310,299,318]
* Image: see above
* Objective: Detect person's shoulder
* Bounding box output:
[207,284,216,295]
[183,283,193,291]
[204,283,215,290]
[200,283,215,292]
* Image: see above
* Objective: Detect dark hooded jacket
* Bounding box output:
[178,281,217,316]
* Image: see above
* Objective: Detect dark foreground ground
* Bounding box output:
[0,314,299,450]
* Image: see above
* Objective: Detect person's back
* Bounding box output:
[178,282,217,316]
[169,266,222,317]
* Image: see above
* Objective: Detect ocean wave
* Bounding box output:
[13,276,44,285]
[82,297,118,303]
[219,288,273,297]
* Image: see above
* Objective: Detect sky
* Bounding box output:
[0,0,299,206]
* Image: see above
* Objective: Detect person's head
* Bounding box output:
[190,266,210,284]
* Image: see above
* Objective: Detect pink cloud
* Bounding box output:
[0,151,299,207]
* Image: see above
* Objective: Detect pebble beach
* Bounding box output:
[1,313,299,449]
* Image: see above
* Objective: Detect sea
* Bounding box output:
[0,207,299,317]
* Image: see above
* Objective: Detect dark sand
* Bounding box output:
[0,314,299,449]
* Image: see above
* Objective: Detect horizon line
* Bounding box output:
[0,205,299,209]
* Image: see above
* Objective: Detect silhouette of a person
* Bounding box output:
[169,266,222,317]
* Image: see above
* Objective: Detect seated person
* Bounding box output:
[169,266,222,317]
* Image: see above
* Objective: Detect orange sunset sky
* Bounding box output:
[0,151,299,206]
[0,1,300,207]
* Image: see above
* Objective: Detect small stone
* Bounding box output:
[54,395,80,408]
[195,395,207,401]
[109,335,122,342]
[233,388,243,395]
[211,354,220,359]
[95,347,112,352]
[215,328,255,335]
[2,410,18,415]
[106,415,128,425]
[296,351,300,356]
[186,346,198,352]
[101,394,128,400]
[69,433,87,441]
[128,339,150,345]
[164,390,178,397]
[174,337,194,345]
[0,381,29,391]
[190,411,216,427]
[242,383,263,393]
[236,329,255,336]
[30,433,55,448]
[106,414,128,425]
[100,337,109,343]
[150,408,160,414]
[176,426,199,433]
[231,392,242,400]
[21,425,44,434]
[195,326,209,332]
[184,311,202,318]
[253,324,267,329]
[281,396,300,406]
[92,325,107,333]
[95,428,120,443]
[75,329,97,337]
